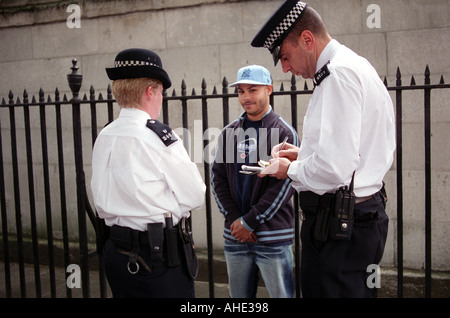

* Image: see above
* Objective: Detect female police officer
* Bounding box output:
[91,48,206,298]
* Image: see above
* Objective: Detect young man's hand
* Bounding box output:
[231,218,258,243]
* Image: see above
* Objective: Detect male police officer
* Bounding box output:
[253,2,396,297]
[91,48,206,298]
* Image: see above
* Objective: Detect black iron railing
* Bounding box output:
[0,59,449,298]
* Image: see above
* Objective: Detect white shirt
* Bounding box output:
[91,108,206,231]
[288,40,396,197]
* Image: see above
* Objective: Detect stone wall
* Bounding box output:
[0,0,449,270]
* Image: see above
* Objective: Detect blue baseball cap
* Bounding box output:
[229,65,273,87]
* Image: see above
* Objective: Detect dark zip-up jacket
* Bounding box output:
[211,107,300,245]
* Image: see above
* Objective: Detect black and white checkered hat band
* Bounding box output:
[114,60,161,68]
[263,1,307,49]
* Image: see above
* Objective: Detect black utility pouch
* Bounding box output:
[164,213,181,267]
[329,171,355,241]
[164,228,181,267]
[147,223,164,262]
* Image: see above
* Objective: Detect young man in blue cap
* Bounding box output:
[91,48,206,298]
[252,2,396,298]
[211,65,299,298]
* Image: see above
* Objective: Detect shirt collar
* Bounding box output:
[119,108,151,121]
[316,39,340,73]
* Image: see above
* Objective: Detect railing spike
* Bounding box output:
[98,92,104,101]
[47,95,52,103]
[192,88,196,96]
[23,90,29,106]
[55,87,60,99]
[439,75,445,84]
[181,79,186,91]
[82,93,88,101]
[16,96,21,104]
[202,79,207,94]
[63,94,68,102]
[291,74,296,84]
[31,95,36,103]
[383,77,388,86]
[396,67,401,79]
[212,86,217,95]
[1,98,5,105]
[222,77,228,88]
[280,83,284,91]
[304,81,309,90]
[410,75,416,86]
[396,67,402,86]
[424,65,430,85]
[172,89,177,97]
[39,88,45,103]
[8,90,13,101]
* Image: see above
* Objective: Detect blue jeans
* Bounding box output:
[224,240,295,298]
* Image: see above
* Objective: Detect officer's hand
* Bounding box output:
[271,142,299,161]
[265,157,291,179]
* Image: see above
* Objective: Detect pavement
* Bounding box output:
[1,249,449,299]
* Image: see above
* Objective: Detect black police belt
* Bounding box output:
[300,183,385,243]
[109,216,198,279]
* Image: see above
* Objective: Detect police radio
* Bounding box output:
[329,171,355,240]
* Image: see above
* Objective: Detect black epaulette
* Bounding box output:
[146,119,178,146]
[313,61,331,87]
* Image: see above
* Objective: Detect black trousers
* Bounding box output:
[103,239,195,298]
[299,192,389,298]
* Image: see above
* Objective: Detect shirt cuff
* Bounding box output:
[287,160,300,182]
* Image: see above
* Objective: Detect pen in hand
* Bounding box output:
[279,136,288,152]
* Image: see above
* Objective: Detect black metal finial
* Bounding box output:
[71,58,79,73]
[67,58,82,100]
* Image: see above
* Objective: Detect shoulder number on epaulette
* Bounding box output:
[146,119,178,146]
[313,61,331,87]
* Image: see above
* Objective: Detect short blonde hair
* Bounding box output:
[111,77,161,108]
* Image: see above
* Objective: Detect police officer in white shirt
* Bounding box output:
[252,2,395,297]
[91,48,206,298]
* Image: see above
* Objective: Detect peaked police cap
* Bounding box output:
[106,48,172,89]
[251,1,308,66]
